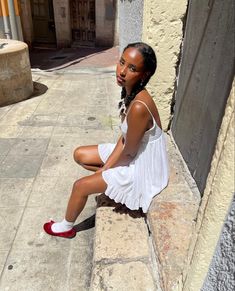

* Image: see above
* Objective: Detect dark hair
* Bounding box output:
[119,42,157,114]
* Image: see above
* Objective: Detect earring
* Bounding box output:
[140,80,144,87]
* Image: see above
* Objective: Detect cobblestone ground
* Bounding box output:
[0,47,120,290]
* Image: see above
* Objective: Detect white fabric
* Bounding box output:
[98,100,169,213]
[51,218,74,233]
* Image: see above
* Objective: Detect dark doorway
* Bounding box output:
[71,0,96,46]
[31,0,56,44]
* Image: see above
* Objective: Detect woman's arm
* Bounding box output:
[111,102,150,167]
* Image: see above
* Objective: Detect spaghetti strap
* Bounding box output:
[127,100,155,124]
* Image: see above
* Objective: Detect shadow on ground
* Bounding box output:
[29,47,114,71]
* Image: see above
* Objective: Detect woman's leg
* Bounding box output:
[45,172,107,236]
[73,145,104,172]
[65,172,107,222]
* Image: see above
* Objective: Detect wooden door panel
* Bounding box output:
[31,0,56,43]
[71,0,95,45]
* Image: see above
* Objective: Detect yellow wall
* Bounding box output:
[181,81,235,290]
[142,0,187,130]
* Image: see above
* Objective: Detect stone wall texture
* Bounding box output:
[142,0,188,130]
[119,0,144,53]
[202,196,235,291]
[182,82,235,290]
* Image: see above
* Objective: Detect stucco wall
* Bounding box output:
[142,0,187,130]
[53,0,71,47]
[119,0,143,53]
[96,0,116,47]
[202,196,235,291]
[181,82,235,290]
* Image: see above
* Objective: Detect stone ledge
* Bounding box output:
[90,207,161,291]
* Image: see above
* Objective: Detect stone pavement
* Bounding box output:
[0,46,120,290]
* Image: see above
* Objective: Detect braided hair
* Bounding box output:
[118,42,157,116]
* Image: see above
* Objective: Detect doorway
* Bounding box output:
[71,0,96,46]
[30,0,56,44]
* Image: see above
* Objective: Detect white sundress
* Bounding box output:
[98,100,169,213]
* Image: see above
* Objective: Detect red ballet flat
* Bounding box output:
[43,220,76,239]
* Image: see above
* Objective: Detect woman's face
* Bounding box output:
[116,47,147,93]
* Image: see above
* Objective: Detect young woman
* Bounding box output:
[44,42,169,238]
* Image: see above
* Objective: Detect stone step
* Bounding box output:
[90,207,162,291]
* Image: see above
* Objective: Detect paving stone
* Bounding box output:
[0,207,24,250]
[0,249,70,291]
[19,113,59,127]
[0,250,8,275]
[18,126,53,138]
[0,178,34,207]
[39,153,80,178]
[0,138,17,156]
[91,261,158,291]
[12,205,95,251]
[0,154,44,178]
[93,207,150,262]
[7,138,49,156]
[0,125,22,138]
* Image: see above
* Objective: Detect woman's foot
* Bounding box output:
[43,220,76,239]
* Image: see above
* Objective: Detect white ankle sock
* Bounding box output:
[51,218,74,233]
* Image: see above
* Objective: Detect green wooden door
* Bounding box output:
[31,0,56,43]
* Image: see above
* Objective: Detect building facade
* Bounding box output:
[0,0,118,48]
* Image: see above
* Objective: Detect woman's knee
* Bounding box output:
[73,146,85,164]
[73,178,89,197]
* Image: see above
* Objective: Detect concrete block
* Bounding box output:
[0,138,17,156]
[91,261,158,291]
[0,249,70,290]
[0,207,24,250]
[0,154,44,178]
[0,178,34,207]
[7,138,49,156]
[93,208,150,262]
[39,153,80,178]
[0,125,22,138]
[0,250,8,274]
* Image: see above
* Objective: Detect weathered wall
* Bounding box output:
[96,0,116,47]
[119,0,143,53]
[202,196,235,291]
[142,0,187,130]
[53,0,71,47]
[181,82,235,290]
